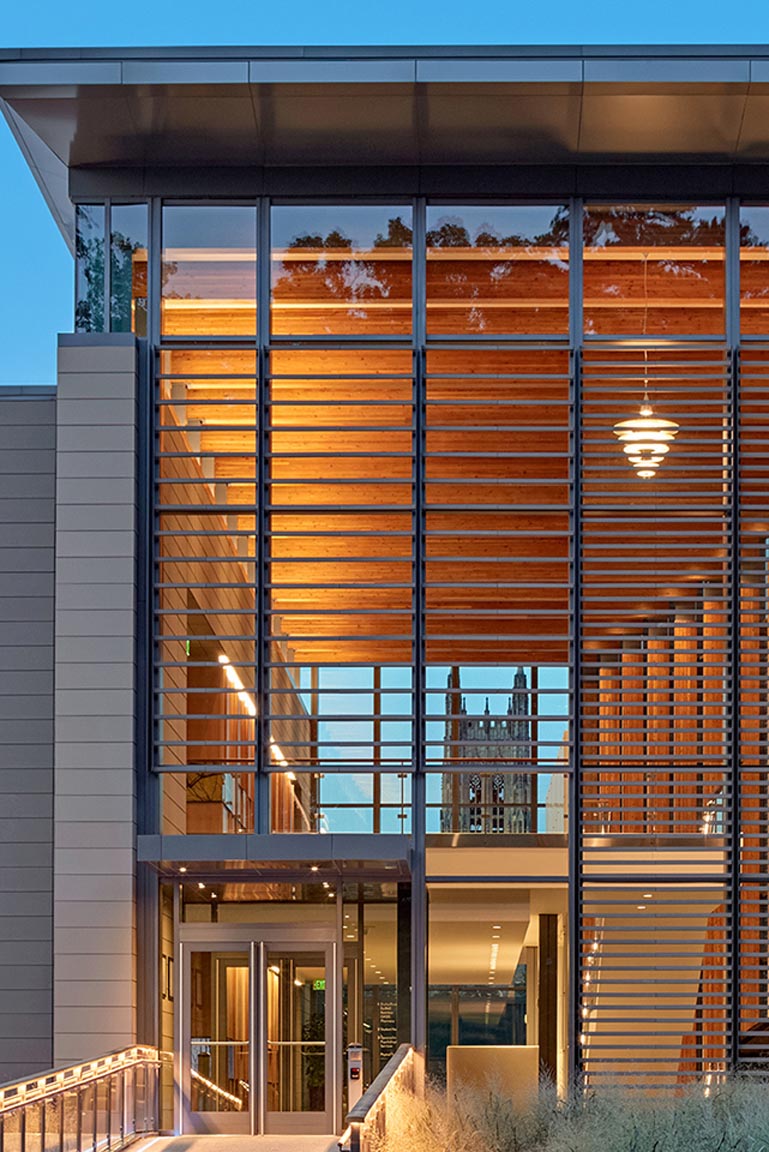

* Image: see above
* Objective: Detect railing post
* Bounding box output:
[153,1061,159,1133]
[20,1103,25,1152]
[118,1070,124,1146]
[76,1087,82,1152]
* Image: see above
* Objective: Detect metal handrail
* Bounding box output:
[343,1044,415,1152]
[0,1046,165,1152]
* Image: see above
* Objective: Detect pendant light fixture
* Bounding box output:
[612,252,680,480]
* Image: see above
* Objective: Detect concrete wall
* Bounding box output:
[0,387,56,1081]
[54,336,140,1064]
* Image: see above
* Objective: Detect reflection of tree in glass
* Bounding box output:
[584,206,724,249]
[75,226,104,333]
[584,205,725,285]
[426,209,570,330]
[272,217,413,315]
[426,208,569,251]
[110,231,147,334]
[740,218,769,302]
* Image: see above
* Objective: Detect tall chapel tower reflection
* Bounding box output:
[441,667,534,833]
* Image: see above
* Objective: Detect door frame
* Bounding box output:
[260,938,336,1134]
[177,921,340,1135]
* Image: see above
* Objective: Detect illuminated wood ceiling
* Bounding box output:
[157,330,747,667]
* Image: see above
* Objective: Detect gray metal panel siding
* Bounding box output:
[0,392,55,1082]
[53,338,139,1066]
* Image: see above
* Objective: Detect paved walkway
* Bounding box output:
[139,1135,341,1152]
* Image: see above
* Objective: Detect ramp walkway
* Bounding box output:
[140,1137,340,1152]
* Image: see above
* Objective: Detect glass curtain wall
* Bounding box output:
[423,206,572,836]
[154,202,573,835]
[142,195,769,1085]
[579,204,731,1085]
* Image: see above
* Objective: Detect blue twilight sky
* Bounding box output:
[3,0,769,384]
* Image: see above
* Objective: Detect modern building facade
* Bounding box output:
[2,41,769,1133]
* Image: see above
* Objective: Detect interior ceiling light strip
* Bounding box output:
[217,653,289,767]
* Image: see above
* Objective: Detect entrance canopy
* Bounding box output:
[3,44,769,251]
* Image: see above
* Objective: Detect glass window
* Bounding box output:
[271,205,412,336]
[580,343,731,846]
[154,347,258,807]
[161,206,257,336]
[110,204,148,336]
[583,203,726,336]
[271,772,411,834]
[580,885,728,1082]
[424,346,571,799]
[188,951,250,1114]
[75,204,105,333]
[740,206,769,335]
[267,348,415,773]
[343,882,407,1090]
[427,885,568,1086]
[426,205,569,335]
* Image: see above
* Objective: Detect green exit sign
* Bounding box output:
[312,979,326,991]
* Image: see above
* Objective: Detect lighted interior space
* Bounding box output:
[427,884,568,1091]
[146,202,764,858]
[170,878,408,1117]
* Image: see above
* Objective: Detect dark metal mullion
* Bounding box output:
[256,196,270,836]
[146,194,164,785]
[411,195,427,1060]
[726,195,742,1072]
[568,194,583,1083]
[103,199,112,333]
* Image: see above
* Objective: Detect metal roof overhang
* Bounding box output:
[3,45,769,253]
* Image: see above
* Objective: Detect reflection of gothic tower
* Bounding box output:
[441,668,533,833]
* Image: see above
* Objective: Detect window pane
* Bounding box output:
[580,344,730,848]
[424,346,572,787]
[426,205,569,335]
[427,885,567,1083]
[584,204,725,336]
[189,952,250,1113]
[740,206,769,335]
[580,886,729,1082]
[271,773,411,834]
[271,206,412,336]
[75,204,105,333]
[110,204,148,335]
[267,348,415,772]
[154,348,258,810]
[266,951,326,1114]
[161,206,257,336]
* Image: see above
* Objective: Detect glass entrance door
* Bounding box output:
[181,937,337,1135]
[185,949,251,1133]
[263,947,333,1133]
